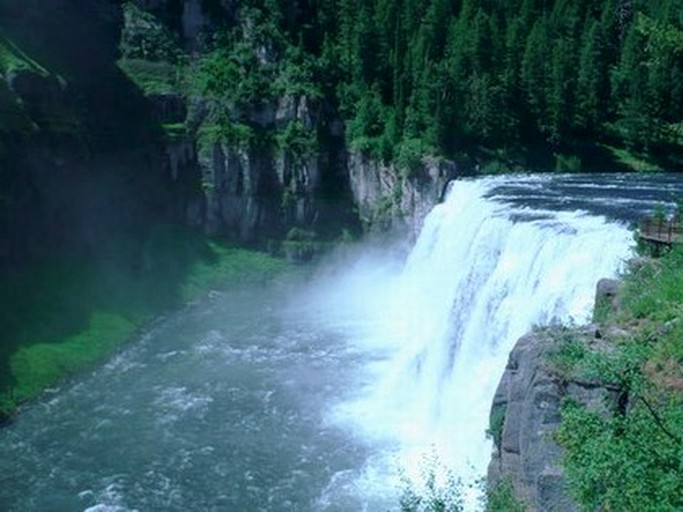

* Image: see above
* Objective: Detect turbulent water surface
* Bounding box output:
[2,173,683,511]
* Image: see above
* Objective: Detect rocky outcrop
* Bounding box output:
[593,278,622,320]
[488,324,620,511]
[348,152,456,236]
[199,138,276,239]
[120,1,452,241]
[129,0,238,45]
[120,1,360,242]
[193,93,339,241]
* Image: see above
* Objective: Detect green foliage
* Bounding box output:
[592,295,614,324]
[556,398,683,511]
[554,153,582,173]
[485,480,526,512]
[0,227,289,417]
[116,0,683,172]
[486,406,506,454]
[140,225,288,303]
[554,244,683,511]
[117,58,183,95]
[187,7,325,167]
[347,85,389,158]
[0,33,82,139]
[192,34,277,109]
[544,331,588,381]
[199,120,254,148]
[178,239,288,299]
[399,454,464,512]
[620,246,683,322]
[162,122,186,141]
[574,20,610,132]
[398,461,527,512]
[396,137,432,178]
[119,2,182,62]
[329,0,683,168]
[599,143,664,171]
[0,393,16,421]
[374,189,402,223]
[273,45,323,99]
[276,120,317,164]
[10,313,134,401]
[616,245,683,377]
[0,33,48,75]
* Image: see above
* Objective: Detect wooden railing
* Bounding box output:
[639,216,683,245]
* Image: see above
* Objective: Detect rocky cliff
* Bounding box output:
[117,0,454,242]
[348,152,456,236]
[0,0,454,269]
[117,0,340,242]
[487,279,625,511]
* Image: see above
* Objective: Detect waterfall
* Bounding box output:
[0,174,667,512]
[327,176,636,508]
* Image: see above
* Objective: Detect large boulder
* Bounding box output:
[594,278,621,320]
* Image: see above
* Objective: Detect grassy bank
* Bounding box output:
[551,245,683,510]
[0,226,289,420]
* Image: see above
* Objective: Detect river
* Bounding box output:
[1,173,682,511]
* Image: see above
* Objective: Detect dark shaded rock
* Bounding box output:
[149,94,187,123]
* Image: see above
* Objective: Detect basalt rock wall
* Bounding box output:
[488,280,627,510]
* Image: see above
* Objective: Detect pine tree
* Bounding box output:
[575,19,610,133]
[611,22,652,149]
[521,16,551,134]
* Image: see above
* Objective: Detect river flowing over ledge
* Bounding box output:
[2,174,683,511]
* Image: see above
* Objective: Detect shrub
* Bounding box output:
[396,138,432,178]
[485,480,526,512]
[486,406,506,454]
[554,245,683,511]
[399,454,464,512]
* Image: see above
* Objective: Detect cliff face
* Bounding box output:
[192,90,346,241]
[348,152,456,236]
[488,281,625,511]
[118,0,452,242]
[120,0,332,241]
[0,0,453,269]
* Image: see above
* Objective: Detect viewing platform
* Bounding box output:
[638,216,683,254]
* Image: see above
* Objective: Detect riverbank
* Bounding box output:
[0,226,291,421]
[488,243,683,510]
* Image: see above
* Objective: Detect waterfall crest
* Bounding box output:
[332,176,635,506]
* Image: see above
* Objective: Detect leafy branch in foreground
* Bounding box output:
[556,395,683,512]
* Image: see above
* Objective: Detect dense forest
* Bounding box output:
[182,0,683,171]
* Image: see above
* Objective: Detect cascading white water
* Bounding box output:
[326,176,636,508]
[2,174,678,512]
